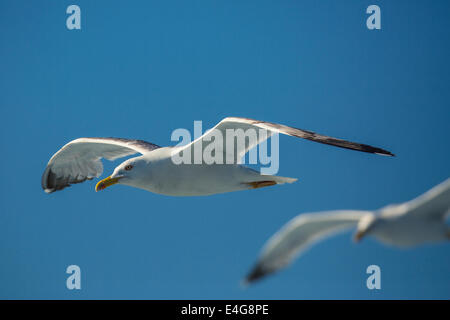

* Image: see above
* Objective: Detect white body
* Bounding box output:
[119,147,295,196]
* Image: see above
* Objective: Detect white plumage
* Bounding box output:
[42,117,393,196]
[245,178,450,283]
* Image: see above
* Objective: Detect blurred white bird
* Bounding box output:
[245,178,450,284]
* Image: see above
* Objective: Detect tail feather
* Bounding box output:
[272,176,298,184]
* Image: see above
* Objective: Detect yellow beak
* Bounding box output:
[95,176,121,192]
[353,230,365,243]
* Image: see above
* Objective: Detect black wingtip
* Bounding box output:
[41,167,75,194]
[243,264,271,285]
[375,149,395,157]
[351,142,395,157]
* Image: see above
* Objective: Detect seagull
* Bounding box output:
[245,178,450,284]
[42,117,393,196]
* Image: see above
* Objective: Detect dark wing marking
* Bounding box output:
[42,137,160,193]
[235,117,395,156]
[97,137,160,154]
[176,117,394,165]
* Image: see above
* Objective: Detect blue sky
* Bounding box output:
[0,0,449,299]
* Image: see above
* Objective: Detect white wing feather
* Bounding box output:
[402,178,450,220]
[42,137,160,193]
[176,117,393,164]
[245,210,371,283]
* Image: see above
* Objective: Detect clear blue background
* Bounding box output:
[0,0,449,299]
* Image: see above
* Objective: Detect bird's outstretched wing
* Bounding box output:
[244,210,370,284]
[175,117,394,164]
[42,137,160,193]
[403,178,450,220]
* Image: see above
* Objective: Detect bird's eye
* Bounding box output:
[124,164,133,171]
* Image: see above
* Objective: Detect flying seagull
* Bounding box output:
[244,178,450,284]
[42,117,393,196]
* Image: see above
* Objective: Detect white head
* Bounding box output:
[95,156,148,192]
[353,214,379,242]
